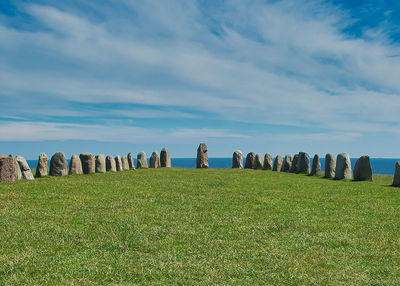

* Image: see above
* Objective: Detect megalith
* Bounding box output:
[232,150,243,169]
[69,155,83,175]
[263,153,273,170]
[353,155,372,181]
[115,156,123,171]
[244,152,256,169]
[335,153,352,180]
[50,152,68,176]
[297,152,310,174]
[254,154,264,169]
[0,155,18,182]
[324,153,336,178]
[121,155,129,170]
[310,154,321,176]
[106,155,116,172]
[290,154,299,173]
[127,153,135,169]
[80,153,95,174]
[35,153,49,178]
[150,152,161,168]
[137,152,148,169]
[160,148,171,168]
[281,155,292,172]
[16,156,34,180]
[95,154,106,173]
[392,161,400,186]
[273,155,282,172]
[196,143,209,168]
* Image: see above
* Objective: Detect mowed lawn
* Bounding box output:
[0,168,400,285]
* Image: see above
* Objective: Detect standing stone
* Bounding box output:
[281,155,292,172]
[35,153,49,178]
[232,150,243,169]
[115,156,123,171]
[335,153,352,180]
[106,156,116,172]
[160,148,171,168]
[245,152,256,169]
[150,152,161,168]
[263,153,273,170]
[353,155,373,181]
[121,155,129,170]
[392,161,400,186]
[297,152,310,174]
[310,154,321,176]
[16,156,34,180]
[80,153,95,174]
[50,152,68,176]
[324,154,336,178]
[95,154,106,173]
[69,155,83,175]
[127,153,135,169]
[273,155,283,171]
[290,154,299,173]
[196,143,209,168]
[254,154,264,169]
[137,152,148,169]
[0,155,18,182]
[16,159,22,180]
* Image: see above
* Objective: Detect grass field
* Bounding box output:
[0,168,399,285]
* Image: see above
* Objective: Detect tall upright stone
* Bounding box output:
[35,153,49,178]
[106,155,116,172]
[196,143,209,169]
[392,161,400,186]
[310,154,321,176]
[150,152,161,168]
[69,155,83,175]
[137,152,148,169]
[245,152,256,169]
[80,153,95,174]
[127,153,135,169]
[281,155,292,172]
[160,148,171,168]
[263,153,273,170]
[254,154,264,169]
[95,154,106,173]
[232,150,243,169]
[335,153,352,180]
[273,155,282,172]
[50,152,68,176]
[115,156,123,171]
[324,153,336,178]
[121,155,129,170]
[16,156,34,180]
[297,152,310,174]
[353,155,372,181]
[0,155,18,183]
[290,154,299,173]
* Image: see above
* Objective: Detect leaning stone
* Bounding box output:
[254,154,264,169]
[310,154,321,176]
[35,153,49,178]
[69,155,83,175]
[160,148,171,168]
[297,152,310,174]
[150,152,161,168]
[80,153,95,174]
[273,155,283,171]
[16,158,22,180]
[196,143,209,168]
[263,153,273,170]
[281,155,292,172]
[245,152,256,169]
[50,152,68,176]
[392,161,400,186]
[353,155,372,181]
[121,155,129,170]
[232,150,243,169]
[16,156,34,180]
[127,153,135,169]
[95,154,106,173]
[335,153,352,180]
[0,155,18,182]
[115,156,123,171]
[137,152,148,169]
[290,154,299,173]
[324,154,336,178]
[106,156,116,172]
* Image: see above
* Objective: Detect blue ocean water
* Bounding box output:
[26,157,400,175]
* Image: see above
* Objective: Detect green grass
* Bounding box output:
[0,168,399,285]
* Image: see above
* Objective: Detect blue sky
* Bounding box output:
[1,0,400,159]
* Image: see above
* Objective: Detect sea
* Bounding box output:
[26,157,400,175]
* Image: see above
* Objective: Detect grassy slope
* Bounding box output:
[0,169,399,285]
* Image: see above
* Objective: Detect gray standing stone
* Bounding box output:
[281,155,292,172]
[273,155,283,172]
[335,153,352,180]
[35,153,49,178]
[16,156,34,180]
[127,153,135,169]
[254,154,264,169]
[232,150,243,169]
[137,152,148,169]
[0,155,18,183]
[80,153,95,174]
[196,143,209,168]
[150,152,161,168]
[310,154,321,176]
[121,155,129,170]
[50,152,68,176]
[263,153,273,170]
[69,155,83,175]
[353,155,372,181]
[95,154,106,173]
[160,148,171,168]
[324,154,336,178]
[115,156,123,171]
[297,152,310,174]
[106,156,116,172]
[245,152,256,169]
[392,161,400,186]
[290,154,299,173]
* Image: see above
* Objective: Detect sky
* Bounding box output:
[1,0,400,159]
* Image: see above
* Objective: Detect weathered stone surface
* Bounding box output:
[273,155,282,172]
[297,152,310,174]
[69,155,83,175]
[127,153,135,169]
[50,152,68,176]
[392,161,400,186]
[263,153,273,170]
[95,154,106,173]
[335,153,352,180]
[121,155,129,170]
[160,148,171,168]
[115,156,123,171]
[80,153,95,174]
[324,154,336,178]
[35,153,49,178]
[281,155,292,172]
[353,155,372,181]
[150,152,161,168]
[16,156,34,180]
[232,150,243,169]
[290,154,299,173]
[0,155,18,182]
[310,154,321,176]
[137,152,148,169]
[106,155,116,172]
[245,152,256,169]
[196,143,209,168]
[254,154,264,169]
